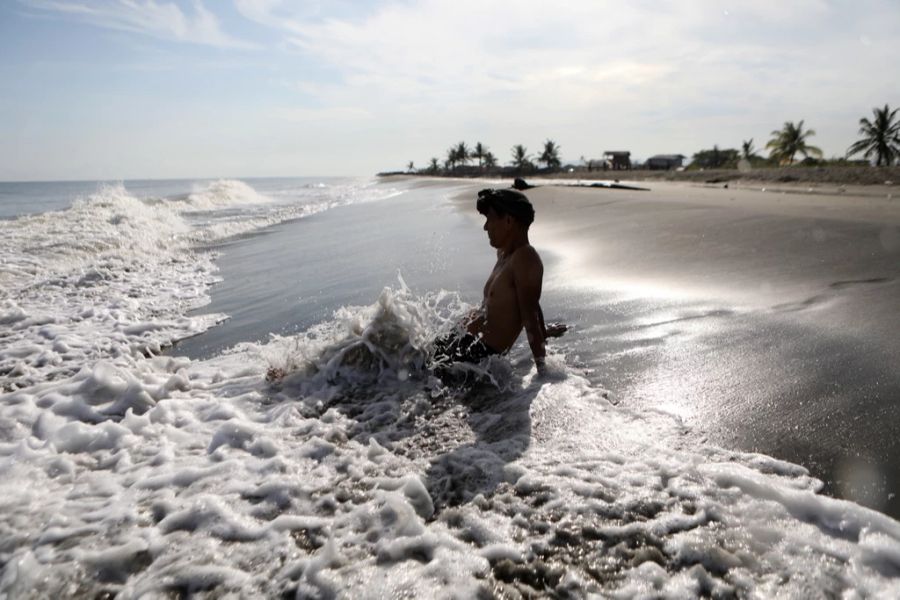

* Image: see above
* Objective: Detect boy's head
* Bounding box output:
[476,188,535,228]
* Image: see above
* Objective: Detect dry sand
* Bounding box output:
[448,179,898,302]
[542,164,900,189]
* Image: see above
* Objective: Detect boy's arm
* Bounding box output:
[512,248,546,372]
[538,304,547,338]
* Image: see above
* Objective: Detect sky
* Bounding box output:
[1,0,899,181]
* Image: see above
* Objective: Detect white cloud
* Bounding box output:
[21,0,256,49]
[233,0,296,29]
[236,1,831,109]
[237,0,899,165]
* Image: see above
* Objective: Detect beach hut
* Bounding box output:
[646,154,686,170]
[603,151,631,170]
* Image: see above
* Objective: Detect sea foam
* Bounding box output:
[0,179,400,391]
[185,179,271,210]
[0,183,220,391]
[3,278,900,598]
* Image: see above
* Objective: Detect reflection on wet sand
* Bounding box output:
[487,181,900,518]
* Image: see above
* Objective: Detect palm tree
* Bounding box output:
[428,157,440,174]
[472,142,488,170]
[445,146,457,172]
[511,144,530,172]
[848,104,900,167]
[454,141,470,168]
[538,139,561,171]
[711,144,722,168]
[483,151,497,170]
[766,120,822,165]
[741,139,757,160]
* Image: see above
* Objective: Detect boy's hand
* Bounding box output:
[545,322,568,338]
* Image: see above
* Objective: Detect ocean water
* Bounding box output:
[1,177,899,598]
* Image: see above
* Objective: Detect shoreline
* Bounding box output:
[383,164,900,184]
[539,165,900,187]
[382,165,900,199]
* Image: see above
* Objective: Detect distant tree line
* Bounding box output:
[690,104,899,170]
[403,104,899,175]
[407,139,563,176]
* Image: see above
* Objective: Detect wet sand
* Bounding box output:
[451,179,900,517]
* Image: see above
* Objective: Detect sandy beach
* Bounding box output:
[544,165,900,189]
[437,177,900,517]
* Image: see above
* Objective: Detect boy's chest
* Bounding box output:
[483,260,515,299]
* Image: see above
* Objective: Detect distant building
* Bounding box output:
[603,151,631,170]
[578,159,605,172]
[645,154,685,170]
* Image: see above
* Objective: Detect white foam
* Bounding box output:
[175,178,401,243]
[0,179,401,392]
[185,179,271,210]
[2,281,899,597]
[0,183,221,391]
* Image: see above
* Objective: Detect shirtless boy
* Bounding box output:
[433,188,565,374]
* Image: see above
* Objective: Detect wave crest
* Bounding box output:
[258,277,483,390]
[0,184,190,290]
[0,184,220,391]
[185,179,271,210]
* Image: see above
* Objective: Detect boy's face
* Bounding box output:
[483,208,514,248]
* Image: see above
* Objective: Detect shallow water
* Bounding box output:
[174,181,489,357]
[2,176,899,598]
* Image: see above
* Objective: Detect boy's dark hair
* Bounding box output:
[476,188,535,227]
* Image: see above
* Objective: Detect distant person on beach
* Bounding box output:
[432,188,565,375]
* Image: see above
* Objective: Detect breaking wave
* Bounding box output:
[0,178,399,391]
[184,179,272,210]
